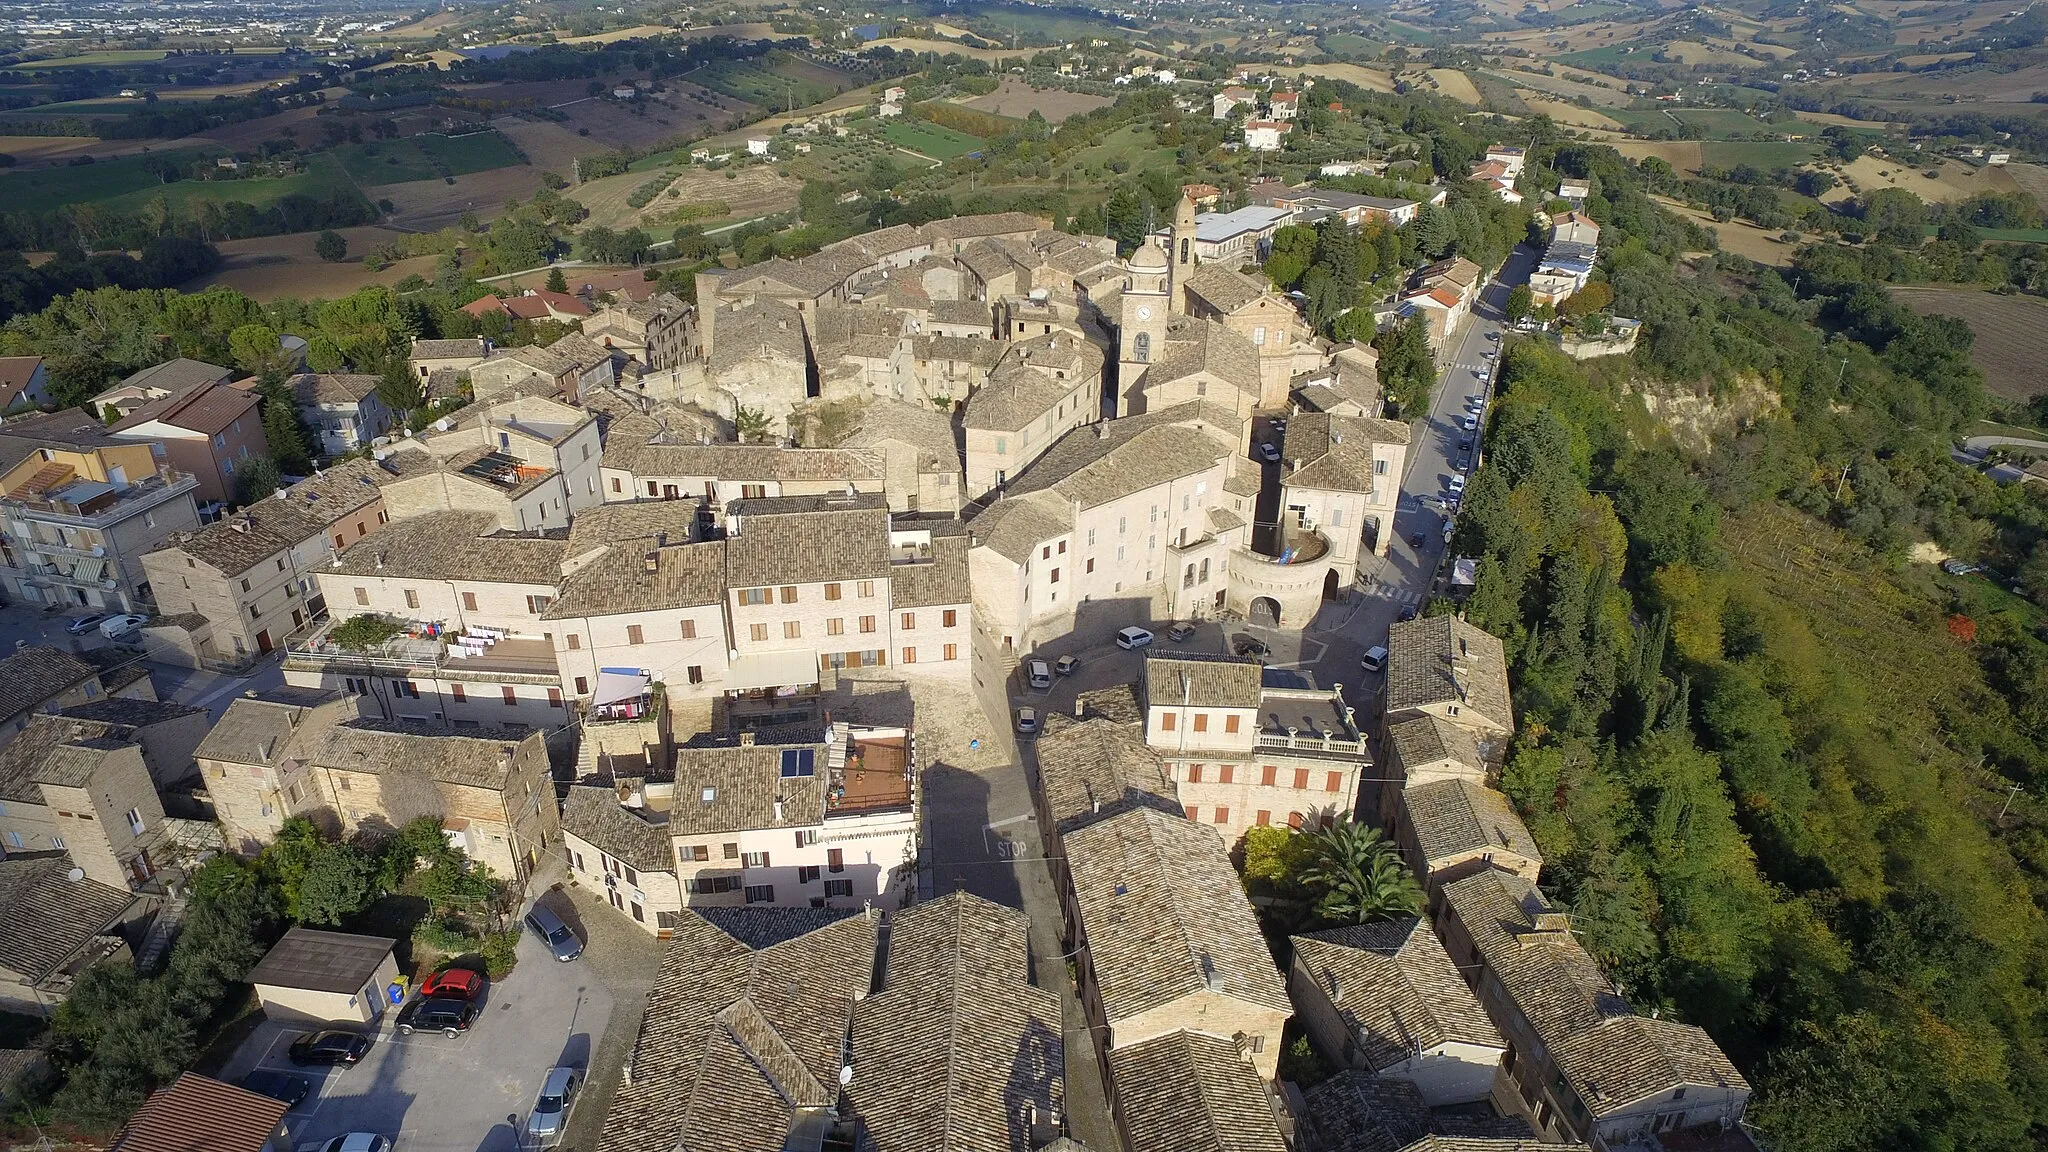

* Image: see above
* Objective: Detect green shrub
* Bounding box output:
[413,918,470,954]
[480,928,521,979]
[328,616,402,652]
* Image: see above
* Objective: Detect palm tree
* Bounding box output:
[1301,820,1423,926]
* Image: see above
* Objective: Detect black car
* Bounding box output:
[288,1030,371,1067]
[241,1070,312,1108]
[1458,438,1472,452]
[395,995,481,1037]
[1399,606,1419,622]
[1409,532,1427,548]
[1233,635,1270,658]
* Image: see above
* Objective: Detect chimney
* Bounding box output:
[1073,695,1086,718]
[375,551,385,569]
[739,731,755,748]
[773,798,784,821]
[643,550,660,573]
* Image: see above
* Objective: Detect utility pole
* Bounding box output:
[2000,782,2024,819]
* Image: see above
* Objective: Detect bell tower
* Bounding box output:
[1117,240,1171,414]
[1170,194,1199,310]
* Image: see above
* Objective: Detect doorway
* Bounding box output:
[1250,597,1281,626]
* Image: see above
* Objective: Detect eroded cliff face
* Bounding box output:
[1629,369,1782,454]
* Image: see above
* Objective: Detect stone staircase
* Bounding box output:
[136,895,187,975]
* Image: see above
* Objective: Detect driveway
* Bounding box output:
[219,930,613,1152]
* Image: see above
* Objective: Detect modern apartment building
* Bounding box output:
[109,381,268,509]
[0,413,202,613]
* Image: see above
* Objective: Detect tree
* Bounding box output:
[1300,820,1421,926]
[1103,187,1147,256]
[314,230,348,263]
[1374,317,1436,417]
[232,455,282,503]
[255,363,314,474]
[295,843,376,926]
[1504,284,1533,323]
[1559,282,1614,324]
[1264,224,1317,290]
[545,266,568,293]
[375,357,423,425]
[734,404,775,444]
[227,322,284,374]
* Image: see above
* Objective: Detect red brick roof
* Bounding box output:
[112,1073,288,1152]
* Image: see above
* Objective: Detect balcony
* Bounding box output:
[24,538,106,561]
[23,563,120,593]
[285,616,560,682]
[2,469,197,527]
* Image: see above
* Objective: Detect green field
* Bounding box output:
[1320,32,1383,57]
[12,47,285,70]
[1062,122,1175,175]
[1670,108,1776,137]
[333,131,522,186]
[2,148,211,213]
[1558,41,1656,66]
[99,151,356,214]
[1700,140,1821,168]
[692,53,856,111]
[880,119,985,158]
[1607,107,1684,134]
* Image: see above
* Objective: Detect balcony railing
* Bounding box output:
[24,564,120,592]
[1256,728,1369,756]
[2,471,197,526]
[24,539,106,560]
[285,617,561,682]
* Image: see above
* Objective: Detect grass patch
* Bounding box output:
[416,130,522,175]
[13,47,283,70]
[1670,108,1776,137]
[692,52,855,110]
[331,132,522,187]
[1559,41,1656,66]
[102,152,358,213]
[1,147,210,213]
[1062,121,1175,174]
[1607,107,1683,134]
[1320,32,1382,57]
[1979,227,2048,243]
[880,119,985,159]
[334,141,440,184]
[1700,140,1821,169]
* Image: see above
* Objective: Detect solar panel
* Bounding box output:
[779,748,815,778]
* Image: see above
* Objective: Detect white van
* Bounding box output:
[1361,645,1389,673]
[1026,659,1053,690]
[1115,626,1155,650]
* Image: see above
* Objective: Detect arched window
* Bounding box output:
[1133,333,1151,362]
[1180,238,1191,264]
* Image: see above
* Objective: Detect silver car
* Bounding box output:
[526,1066,579,1143]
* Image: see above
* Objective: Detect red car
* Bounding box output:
[417,968,487,1000]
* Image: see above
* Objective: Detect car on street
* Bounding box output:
[525,903,584,963]
[1484,348,1497,359]
[1399,606,1418,622]
[1054,654,1079,676]
[241,1070,312,1108]
[395,995,481,1037]
[64,614,108,635]
[1015,707,1038,736]
[1409,532,1427,548]
[98,614,148,639]
[1459,438,1473,452]
[1448,474,1466,494]
[1459,416,1478,433]
[1361,646,1388,673]
[288,1030,371,1067]
[1026,659,1053,690]
[1258,442,1281,463]
[1167,621,1196,642]
[526,1066,580,1143]
[1487,330,1500,341]
[1115,626,1154,650]
[1233,635,1270,658]
[317,1135,391,1152]
[418,967,486,1001]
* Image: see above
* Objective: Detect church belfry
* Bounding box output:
[1170,194,1198,309]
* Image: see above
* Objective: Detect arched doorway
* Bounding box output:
[1250,597,1281,627]
[1322,569,1341,601]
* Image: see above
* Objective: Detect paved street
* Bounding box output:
[0,603,285,721]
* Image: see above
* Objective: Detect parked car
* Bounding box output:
[1054,654,1079,676]
[1399,606,1418,622]
[317,1135,391,1152]
[396,995,480,1037]
[241,1070,312,1109]
[1458,416,1478,433]
[288,1031,371,1067]
[1258,442,1281,463]
[526,1067,580,1142]
[1115,626,1154,650]
[1025,659,1053,690]
[1459,438,1473,452]
[1361,645,1389,673]
[1233,635,1270,658]
[524,903,584,963]
[98,614,148,639]
[64,614,108,636]
[1015,707,1039,736]
[1167,621,1196,642]
[1409,532,1427,548]
[418,967,486,1001]
[1448,474,1466,494]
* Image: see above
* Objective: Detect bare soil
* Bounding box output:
[378,165,550,231]
[572,163,799,230]
[1519,96,1624,130]
[957,77,1113,120]
[1890,286,2048,400]
[1424,68,1483,106]
[1822,153,2018,206]
[1655,196,1798,266]
[186,225,439,300]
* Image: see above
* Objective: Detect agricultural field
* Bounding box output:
[1655,195,1798,265]
[1670,108,1778,137]
[570,162,801,230]
[1612,138,1704,172]
[331,131,525,187]
[1697,140,1820,169]
[187,224,435,300]
[880,119,986,159]
[0,135,187,166]
[1889,286,2048,401]
[691,53,859,112]
[1424,69,1482,105]
[3,148,212,213]
[1319,33,1382,57]
[1278,62,1397,94]
[1557,41,1657,66]
[1823,153,2019,205]
[1482,66,1631,107]
[104,152,359,216]
[958,78,1112,121]
[1059,122,1177,177]
[1519,96,1624,130]
[865,38,1017,62]
[559,24,675,44]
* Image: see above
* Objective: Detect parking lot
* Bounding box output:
[218,928,614,1152]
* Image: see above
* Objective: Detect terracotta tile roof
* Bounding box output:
[194,690,349,769]
[411,338,489,360]
[888,528,970,609]
[725,492,891,587]
[1147,320,1261,398]
[1439,869,1627,1043]
[664,739,829,834]
[1144,652,1263,710]
[1106,1030,1288,1152]
[112,1073,289,1152]
[561,785,675,873]
[848,891,1064,1152]
[1292,919,1503,1071]
[1063,807,1288,1022]
[112,380,260,435]
[1301,1071,1431,1152]
[1385,616,1512,733]
[1385,715,1483,778]
[598,909,878,1152]
[0,854,135,981]
[1184,265,1268,314]
[1283,411,1407,495]
[1400,780,1540,870]
[964,360,1068,432]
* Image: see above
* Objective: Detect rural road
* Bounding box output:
[1962,435,2048,455]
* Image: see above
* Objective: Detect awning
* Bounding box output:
[725,649,818,692]
[592,668,650,706]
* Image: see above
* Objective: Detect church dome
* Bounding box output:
[1129,241,1169,271]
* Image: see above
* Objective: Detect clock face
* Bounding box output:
[1137,306,1152,320]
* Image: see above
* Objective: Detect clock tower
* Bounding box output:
[1117,239,1171,414]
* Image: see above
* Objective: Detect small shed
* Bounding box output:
[246,927,400,1025]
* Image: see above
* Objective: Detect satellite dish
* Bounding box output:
[64,868,85,882]
[839,1065,854,1087]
